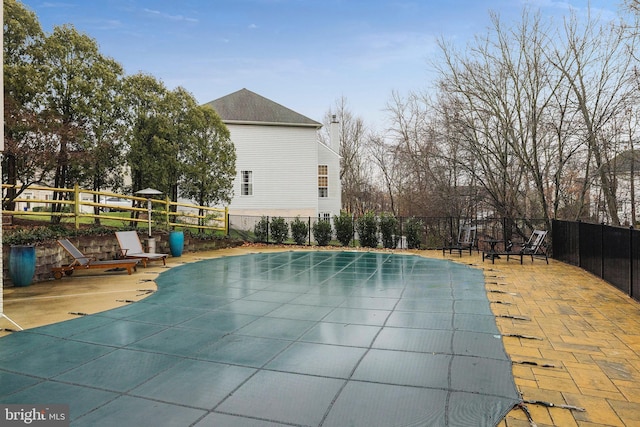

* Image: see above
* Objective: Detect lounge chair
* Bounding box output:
[115,230,167,267]
[482,229,549,264]
[519,229,549,264]
[52,239,139,279]
[442,225,477,256]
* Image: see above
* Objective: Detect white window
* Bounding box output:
[241,171,253,196]
[318,165,328,198]
[319,212,331,221]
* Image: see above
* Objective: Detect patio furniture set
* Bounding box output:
[443,225,548,264]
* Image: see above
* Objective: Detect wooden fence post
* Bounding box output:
[225,207,229,236]
[630,226,634,299]
[74,183,80,230]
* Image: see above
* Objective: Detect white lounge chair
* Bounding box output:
[115,231,168,267]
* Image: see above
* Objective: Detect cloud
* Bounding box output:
[142,8,198,23]
[520,0,618,21]
[39,2,74,8]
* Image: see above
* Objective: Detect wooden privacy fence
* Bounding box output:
[2,184,228,234]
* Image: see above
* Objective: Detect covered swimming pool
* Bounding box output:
[0,251,520,426]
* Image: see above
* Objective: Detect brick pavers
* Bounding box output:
[469,256,640,427]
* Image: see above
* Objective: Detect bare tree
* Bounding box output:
[430,6,638,228]
[429,91,484,219]
[435,29,527,223]
[548,10,638,225]
[384,90,462,218]
[321,97,374,215]
[367,133,400,215]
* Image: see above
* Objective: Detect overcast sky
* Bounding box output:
[20,0,624,129]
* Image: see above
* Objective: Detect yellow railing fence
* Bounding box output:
[2,184,228,234]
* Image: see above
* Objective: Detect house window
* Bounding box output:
[241,171,253,196]
[318,165,328,198]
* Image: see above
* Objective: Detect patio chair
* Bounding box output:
[52,239,139,279]
[443,225,477,256]
[518,229,549,264]
[115,230,167,267]
[482,230,549,264]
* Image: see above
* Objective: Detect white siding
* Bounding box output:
[318,142,341,218]
[227,124,319,217]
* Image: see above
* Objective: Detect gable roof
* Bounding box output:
[205,88,321,128]
[608,148,640,174]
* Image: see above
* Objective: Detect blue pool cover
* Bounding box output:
[0,251,520,426]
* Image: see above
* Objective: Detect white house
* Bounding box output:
[205,88,341,220]
[590,149,640,225]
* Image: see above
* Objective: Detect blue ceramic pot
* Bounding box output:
[9,245,36,287]
[168,231,184,257]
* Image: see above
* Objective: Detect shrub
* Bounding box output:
[254,216,269,242]
[333,211,354,247]
[290,217,309,245]
[405,217,423,249]
[356,212,379,248]
[379,212,399,249]
[270,216,289,244]
[2,224,116,246]
[3,226,64,246]
[312,219,332,246]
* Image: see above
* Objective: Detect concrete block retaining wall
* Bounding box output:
[2,233,242,286]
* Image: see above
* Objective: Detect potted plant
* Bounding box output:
[168,230,184,257]
[9,244,36,287]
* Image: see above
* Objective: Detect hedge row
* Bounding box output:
[253,213,423,249]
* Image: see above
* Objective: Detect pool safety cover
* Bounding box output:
[0,251,520,426]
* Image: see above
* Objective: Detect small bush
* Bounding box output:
[290,217,309,245]
[312,219,332,246]
[333,211,354,247]
[254,216,269,242]
[270,216,289,244]
[405,217,423,249]
[356,212,379,248]
[3,226,63,246]
[379,212,399,249]
[2,224,115,246]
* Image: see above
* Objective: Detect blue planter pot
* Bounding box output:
[168,231,184,257]
[9,245,36,287]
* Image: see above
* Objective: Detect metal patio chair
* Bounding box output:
[443,225,477,256]
[518,229,549,264]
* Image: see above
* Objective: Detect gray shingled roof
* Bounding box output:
[204,88,321,127]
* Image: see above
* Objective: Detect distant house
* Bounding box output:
[205,88,341,220]
[591,149,640,225]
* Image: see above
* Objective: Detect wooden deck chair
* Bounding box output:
[52,239,139,279]
[443,225,477,256]
[115,231,167,267]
